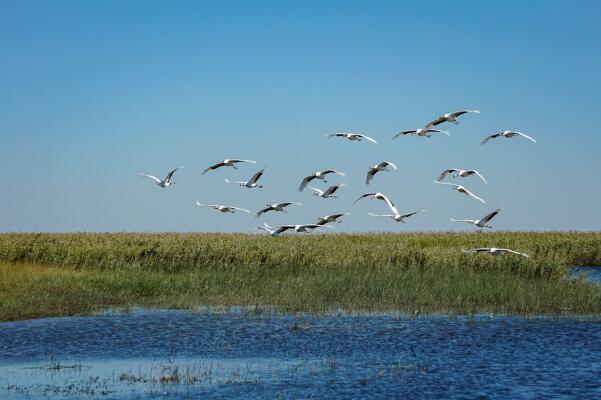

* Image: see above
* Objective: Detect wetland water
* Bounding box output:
[2,309,601,399]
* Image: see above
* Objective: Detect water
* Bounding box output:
[2,309,601,399]
[572,266,601,284]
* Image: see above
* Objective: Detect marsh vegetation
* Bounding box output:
[0,232,600,320]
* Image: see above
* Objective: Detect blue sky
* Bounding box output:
[1,1,600,232]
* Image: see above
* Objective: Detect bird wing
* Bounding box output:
[318,169,345,177]
[272,226,291,236]
[400,209,426,219]
[231,159,256,164]
[248,168,266,185]
[196,202,221,208]
[427,115,446,126]
[450,218,472,223]
[379,194,399,215]
[139,173,161,183]
[309,186,324,195]
[164,167,182,182]
[301,224,326,229]
[433,180,456,187]
[368,212,394,218]
[437,169,456,182]
[353,193,375,205]
[324,184,344,196]
[385,161,397,170]
[366,169,377,185]
[502,248,529,257]
[202,162,225,175]
[480,208,502,224]
[471,170,487,184]
[332,213,348,219]
[298,175,315,192]
[360,134,378,144]
[515,132,537,143]
[232,207,250,213]
[464,188,486,203]
[429,129,450,136]
[392,130,416,140]
[464,248,491,254]
[255,207,271,218]
[325,133,345,139]
[452,110,480,117]
[481,133,501,145]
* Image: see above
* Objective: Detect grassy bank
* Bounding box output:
[0,232,600,320]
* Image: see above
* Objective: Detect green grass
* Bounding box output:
[0,232,600,321]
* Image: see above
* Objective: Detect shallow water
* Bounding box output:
[572,266,601,284]
[2,310,601,399]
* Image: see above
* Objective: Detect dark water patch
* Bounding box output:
[2,310,601,399]
[572,266,601,284]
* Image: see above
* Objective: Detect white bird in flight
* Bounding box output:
[298,170,345,192]
[195,201,250,214]
[481,131,536,145]
[437,169,487,184]
[353,192,399,215]
[258,223,332,237]
[255,202,302,218]
[225,168,266,188]
[434,181,485,203]
[316,213,351,225]
[139,167,183,188]
[392,128,449,139]
[202,159,256,175]
[369,209,426,223]
[325,132,377,144]
[309,183,346,199]
[427,110,480,127]
[366,161,397,185]
[450,207,503,228]
[462,247,529,257]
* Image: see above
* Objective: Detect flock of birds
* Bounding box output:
[140,110,537,258]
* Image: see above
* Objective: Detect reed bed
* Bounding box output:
[0,232,600,320]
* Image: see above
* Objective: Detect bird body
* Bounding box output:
[195,201,250,214]
[481,131,536,145]
[366,161,397,185]
[139,167,183,188]
[427,110,480,127]
[392,128,449,139]
[451,207,503,228]
[309,183,345,198]
[225,167,266,188]
[202,159,256,175]
[434,181,485,203]
[437,169,487,184]
[255,202,302,218]
[462,247,529,257]
[298,170,345,192]
[326,132,377,144]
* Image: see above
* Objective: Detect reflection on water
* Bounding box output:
[2,309,601,399]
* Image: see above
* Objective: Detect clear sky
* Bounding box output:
[1,1,600,232]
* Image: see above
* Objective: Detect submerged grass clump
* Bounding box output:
[0,232,600,320]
